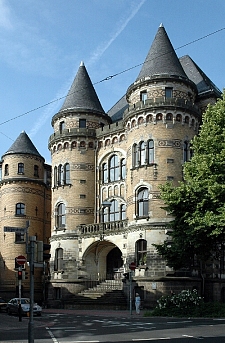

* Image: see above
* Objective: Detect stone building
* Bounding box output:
[0,25,223,306]
[0,132,51,301]
[47,24,222,306]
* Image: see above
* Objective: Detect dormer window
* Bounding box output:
[165,87,173,99]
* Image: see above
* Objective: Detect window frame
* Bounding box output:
[18,163,24,174]
[16,203,25,216]
[137,187,149,218]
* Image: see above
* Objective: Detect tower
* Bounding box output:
[0,131,51,299]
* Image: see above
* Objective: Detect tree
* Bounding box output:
[154,91,225,272]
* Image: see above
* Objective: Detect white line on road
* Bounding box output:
[132,338,171,341]
[46,326,59,343]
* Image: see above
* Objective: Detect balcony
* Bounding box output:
[78,219,128,238]
[48,128,96,145]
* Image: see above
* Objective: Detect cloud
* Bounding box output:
[29,0,146,139]
[0,0,13,30]
[87,0,146,66]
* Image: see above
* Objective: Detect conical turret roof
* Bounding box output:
[60,62,105,114]
[136,24,187,81]
[3,131,43,159]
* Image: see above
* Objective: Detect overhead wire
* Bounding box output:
[0,26,224,131]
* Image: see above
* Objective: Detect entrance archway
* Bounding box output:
[83,241,123,280]
[106,247,123,278]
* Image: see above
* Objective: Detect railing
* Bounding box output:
[78,219,128,236]
[49,127,96,144]
[124,97,200,117]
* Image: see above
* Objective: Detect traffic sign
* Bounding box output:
[4,226,25,233]
[129,262,136,270]
[16,255,26,265]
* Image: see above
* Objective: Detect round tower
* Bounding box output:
[48,62,111,295]
[0,131,51,300]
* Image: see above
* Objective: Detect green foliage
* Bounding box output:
[145,290,225,318]
[154,92,225,270]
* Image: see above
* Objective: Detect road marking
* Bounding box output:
[133,338,171,341]
[46,327,59,343]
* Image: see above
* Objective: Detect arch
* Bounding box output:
[55,203,66,229]
[80,141,86,148]
[71,141,77,148]
[166,113,173,121]
[135,239,147,266]
[109,154,119,182]
[146,114,153,123]
[176,114,182,122]
[156,113,162,121]
[54,248,63,271]
[136,187,149,218]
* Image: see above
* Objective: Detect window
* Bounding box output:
[140,91,147,104]
[59,121,65,133]
[102,163,108,184]
[109,200,119,222]
[18,163,24,174]
[34,165,39,177]
[54,248,63,271]
[58,164,63,185]
[183,141,188,162]
[140,142,146,165]
[135,239,147,266]
[133,141,155,167]
[54,166,57,187]
[109,155,119,182]
[121,159,126,179]
[165,87,173,99]
[147,140,154,164]
[16,203,25,216]
[4,164,9,176]
[56,203,66,229]
[102,200,126,222]
[137,188,149,217]
[64,163,70,184]
[15,232,25,243]
[133,144,138,167]
[79,119,86,128]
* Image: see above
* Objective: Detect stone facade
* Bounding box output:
[0,25,223,306]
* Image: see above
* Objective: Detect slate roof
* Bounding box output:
[136,24,188,81]
[60,61,105,114]
[3,131,43,159]
[179,55,221,97]
[107,95,128,122]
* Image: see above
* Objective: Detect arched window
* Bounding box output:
[137,187,149,217]
[58,164,63,185]
[140,141,145,165]
[147,140,154,164]
[18,163,24,174]
[109,155,119,182]
[16,203,25,216]
[56,203,66,229]
[64,163,70,184]
[102,163,108,184]
[54,248,63,271]
[121,158,126,179]
[133,144,138,167]
[135,239,147,266]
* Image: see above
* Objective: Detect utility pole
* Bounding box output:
[28,236,36,343]
[129,271,132,315]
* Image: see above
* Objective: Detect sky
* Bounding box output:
[0,0,225,164]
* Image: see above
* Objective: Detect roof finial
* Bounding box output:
[80,61,84,67]
[159,23,164,28]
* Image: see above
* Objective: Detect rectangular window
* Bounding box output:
[140,91,147,104]
[79,119,86,128]
[80,194,86,199]
[18,163,24,174]
[165,87,173,99]
[80,179,86,184]
[34,165,39,177]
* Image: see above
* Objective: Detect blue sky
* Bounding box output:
[0,0,225,164]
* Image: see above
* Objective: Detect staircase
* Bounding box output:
[63,279,128,310]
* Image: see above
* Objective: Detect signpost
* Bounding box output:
[16,255,26,265]
[128,262,136,315]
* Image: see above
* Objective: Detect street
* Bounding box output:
[1,309,225,342]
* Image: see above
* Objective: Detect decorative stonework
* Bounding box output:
[158,140,181,148]
[71,163,94,171]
